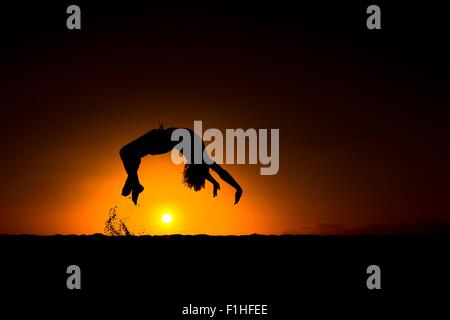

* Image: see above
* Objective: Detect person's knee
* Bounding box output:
[121,146,141,171]
[119,145,130,161]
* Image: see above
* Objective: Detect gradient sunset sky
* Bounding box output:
[1,2,449,235]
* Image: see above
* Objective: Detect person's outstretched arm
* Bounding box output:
[205,173,220,198]
[210,163,243,204]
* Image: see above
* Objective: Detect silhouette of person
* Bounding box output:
[119,125,243,205]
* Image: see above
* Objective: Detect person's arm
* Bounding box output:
[205,173,220,197]
[210,163,243,204]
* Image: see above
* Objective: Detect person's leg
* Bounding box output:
[131,182,144,205]
[128,165,144,205]
[120,147,143,198]
[123,159,144,204]
[122,176,133,197]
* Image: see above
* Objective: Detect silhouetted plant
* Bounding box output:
[104,206,133,236]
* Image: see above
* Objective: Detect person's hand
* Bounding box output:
[234,188,243,204]
[213,183,220,198]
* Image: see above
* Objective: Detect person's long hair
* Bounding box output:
[183,163,209,191]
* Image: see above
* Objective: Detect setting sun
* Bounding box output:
[162,213,173,224]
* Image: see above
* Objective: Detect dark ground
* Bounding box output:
[1,234,448,317]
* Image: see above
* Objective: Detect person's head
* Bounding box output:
[183,163,209,191]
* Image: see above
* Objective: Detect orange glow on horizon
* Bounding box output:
[28,151,292,236]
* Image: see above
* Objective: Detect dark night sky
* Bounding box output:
[1,1,449,234]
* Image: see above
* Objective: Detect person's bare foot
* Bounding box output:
[131,184,144,205]
[121,177,133,197]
